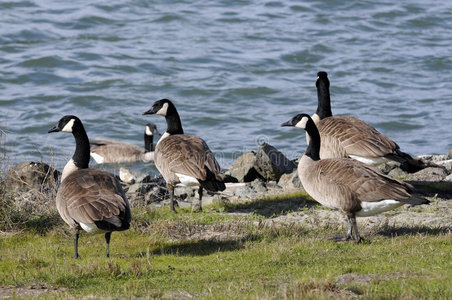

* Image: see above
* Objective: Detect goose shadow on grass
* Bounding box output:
[223,194,319,218]
[136,234,260,257]
[377,226,451,237]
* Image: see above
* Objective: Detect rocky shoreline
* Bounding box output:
[1,143,452,233]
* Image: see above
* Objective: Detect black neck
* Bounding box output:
[305,121,321,161]
[72,123,90,169]
[165,108,184,135]
[144,134,154,152]
[316,77,332,119]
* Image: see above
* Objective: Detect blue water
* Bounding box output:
[1,0,452,176]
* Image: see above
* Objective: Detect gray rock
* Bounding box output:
[445,174,452,182]
[177,200,193,209]
[254,143,296,182]
[3,161,60,194]
[174,186,195,198]
[126,182,159,206]
[267,180,278,187]
[202,194,228,207]
[234,187,256,196]
[377,161,401,174]
[388,167,408,178]
[250,179,267,193]
[230,152,261,182]
[278,170,303,190]
[407,167,448,181]
[127,183,143,195]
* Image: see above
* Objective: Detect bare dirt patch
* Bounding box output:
[0,284,66,298]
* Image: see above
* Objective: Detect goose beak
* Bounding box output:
[48,125,61,133]
[281,120,294,127]
[154,128,161,135]
[143,107,157,115]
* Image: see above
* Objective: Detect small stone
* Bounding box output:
[119,168,136,184]
[377,161,401,174]
[230,152,261,182]
[408,167,448,181]
[254,143,297,181]
[174,186,195,198]
[278,170,303,190]
[234,187,256,196]
[250,179,267,193]
[177,200,193,209]
[127,183,142,194]
[202,194,227,206]
[388,167,408,178]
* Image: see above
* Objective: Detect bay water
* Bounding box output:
[1,0,451,176]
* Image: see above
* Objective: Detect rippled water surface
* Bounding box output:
[1,0,452,175]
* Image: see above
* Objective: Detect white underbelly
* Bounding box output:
[175,173,200,186]
[356,200,404,217]
[80,222,107,234]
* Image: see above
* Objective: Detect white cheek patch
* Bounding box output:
[295,117,309,129]
[61,119,75,132]
[145,126,153,136]
[156,102,169,116]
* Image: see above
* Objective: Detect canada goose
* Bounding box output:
[142,99,225,212]
[310,71,439,173]
[90,123,160,164]
[281,113,429,242]
[48,115,131,258]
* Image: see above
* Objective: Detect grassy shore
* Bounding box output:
[1,192,451,299]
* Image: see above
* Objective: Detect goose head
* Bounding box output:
[48,115,82,133]
[143,98,176,117]
[145,123,161,136]
[281,113,312,130]
[316,71,329,88]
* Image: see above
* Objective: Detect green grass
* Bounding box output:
[1,193,451,299]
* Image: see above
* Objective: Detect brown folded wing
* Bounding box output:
[308,158,415,213]
[154,134,222,185]
[56,168,130,228]
[90,139,145,163]
[317,116,398,158]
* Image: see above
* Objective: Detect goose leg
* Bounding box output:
[349,216,363,244]
[73,232,80,259]
[197,186,203,212]
[168,185,175,212]
[105,232,111,257]
[329,216,354,242]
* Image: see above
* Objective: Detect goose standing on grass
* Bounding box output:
[310,71,439,173]
[48,115,131,258]
[143,99,225,212]
[281,114,429,242]
[90,123,160,164]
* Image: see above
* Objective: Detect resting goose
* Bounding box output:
[310,71,439,173]
[143,99,225,212]
[90,123,160,164]
[48,115,131,258]
[281,113,429,242]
